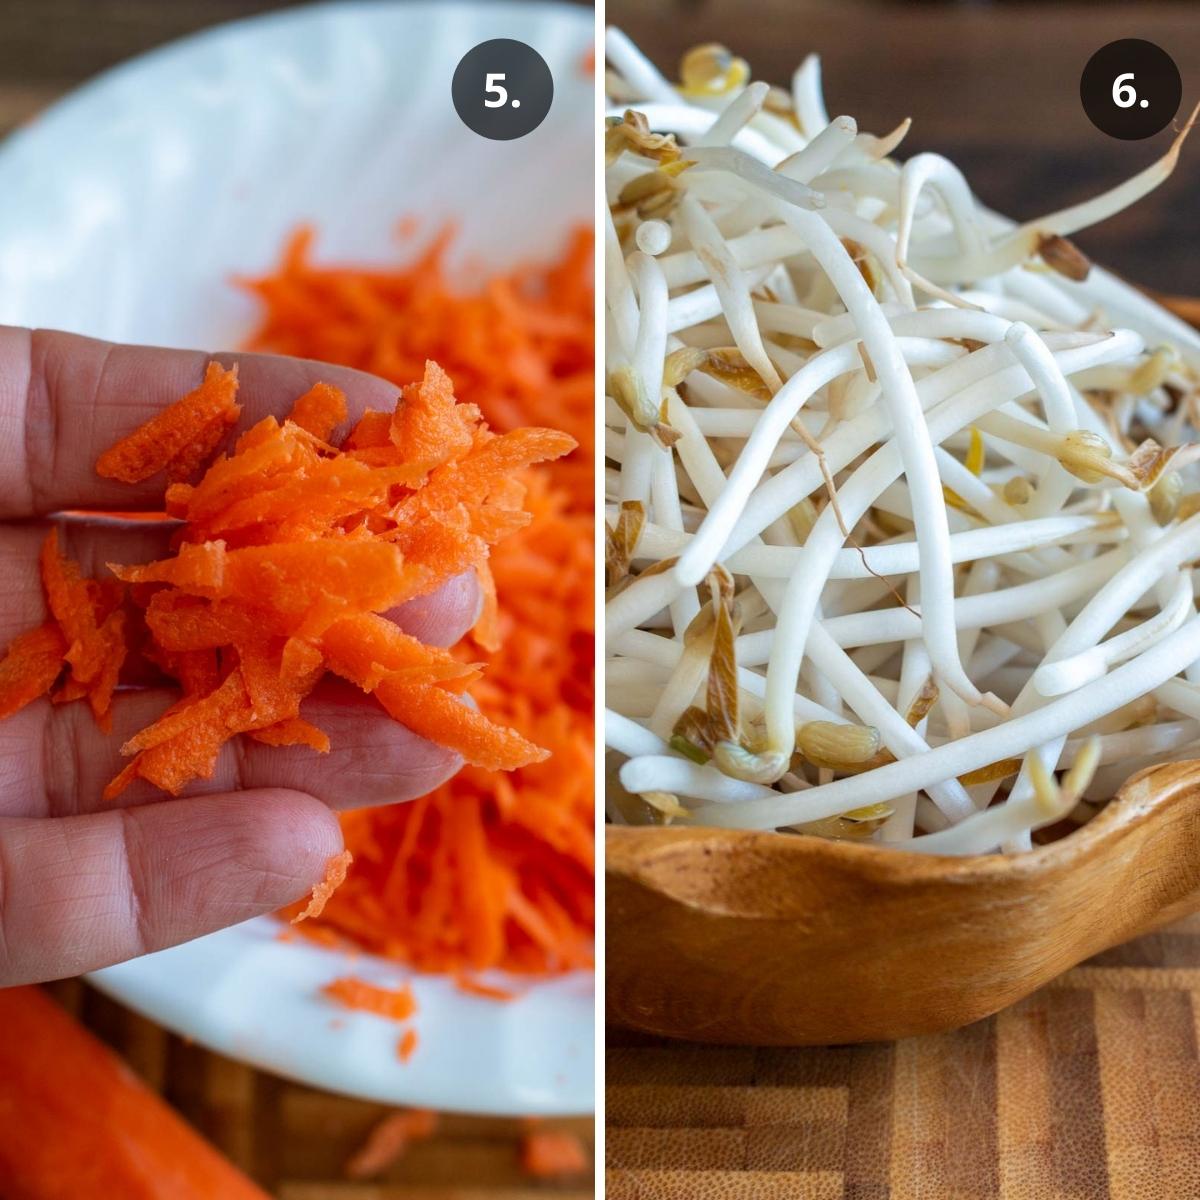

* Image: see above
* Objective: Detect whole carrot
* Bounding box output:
[0,987,270,1200]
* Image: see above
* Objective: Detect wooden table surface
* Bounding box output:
[607,911,1200,1199]
[2,4,593,1196]
[45,978,593,1198]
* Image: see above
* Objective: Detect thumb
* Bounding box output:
[0,790,341,986]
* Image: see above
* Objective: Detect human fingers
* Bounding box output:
[1,679,461,819]
[0,326,403,518]
[0,789,341,986]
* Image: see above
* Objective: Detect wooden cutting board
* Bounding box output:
[46,980,593,1199]
[606,911,1200,1199]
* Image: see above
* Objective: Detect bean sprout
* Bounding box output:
[605,31,1200,852]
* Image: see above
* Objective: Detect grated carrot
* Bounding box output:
[38,529,128,727]
[252,227,595,978]
[96,361,241,483]
[249,716,331,752]
[396,1027,418,1063]
[0,623,67,719]
[373,679,550,772]
[287,381,348,441]
[454,975,517,1002]
[0,351,572,803]
[321,977,417,1021]
[293,850,354,924]
[344,1109,438,1180]
[519,1130,589,1179]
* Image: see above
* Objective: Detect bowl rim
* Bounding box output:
[606,756,1200,896]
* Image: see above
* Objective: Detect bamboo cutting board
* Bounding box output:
[606,911,1200,1199]
[45,980,593,1199]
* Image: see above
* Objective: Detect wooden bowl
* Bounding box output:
[606,759,1200,1044]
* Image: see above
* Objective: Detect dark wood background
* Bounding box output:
[0,3,594,1196]
[608,0,1200,293]
[0,0,300,127]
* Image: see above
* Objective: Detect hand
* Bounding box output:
[0,328,480,986]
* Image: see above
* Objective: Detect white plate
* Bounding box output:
[0,0,594,1115]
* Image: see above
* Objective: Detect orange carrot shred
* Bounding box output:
[102,758,142,802]
[390,361,474,471]
[344,1109,438,1181]
[374,678,549,771]
[115,541,414,634]
[250,716,330,752]
[237,639,308,727]
[293,850,353,924]
[322,977,417,1021]
[520,1130,589,1179]
[123,718,228,798]
[287,381,348,441]
[0,622,66,719]
[40,529,105,684]
[344,410,392,450]
[321,614,479,693]
[120,669,245,757]
[109,539,228,596]
[471,560,501,653]
[96,362,241,483]
[87,609,128,730]
[455,976,516,1002]
[396,1028,418,1063]
[165,407,239,483]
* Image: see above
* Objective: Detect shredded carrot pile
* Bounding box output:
[252,226,595,978]
[242,226,593,513]
[292,851,354,925]
[344,1109,438,1181]
[0,360,572,802]
[321,977,417,1022]
[519,1130,589,1179]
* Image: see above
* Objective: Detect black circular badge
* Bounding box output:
[452,39,553,141]
[1080,39,1181,140]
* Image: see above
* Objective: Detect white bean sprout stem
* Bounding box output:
[605,30,1200,853]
